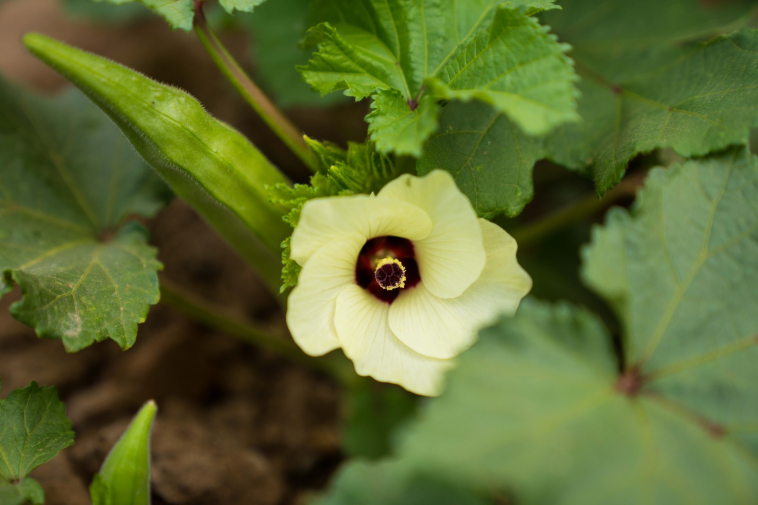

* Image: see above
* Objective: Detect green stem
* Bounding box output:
[511,176,642,247]
[159,278,359,386]
[193,7,318,173]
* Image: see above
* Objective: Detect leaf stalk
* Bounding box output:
[193,7,318,172]
[159,278,360,387]
[511,175,644,247]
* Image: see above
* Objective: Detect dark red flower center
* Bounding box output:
[355,236,421,304]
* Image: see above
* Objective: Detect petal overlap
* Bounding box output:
[291,194,432,264]
[334,284,453,396]
[287,235,365,356]
[389,220,532,359]
[379,171,485,298]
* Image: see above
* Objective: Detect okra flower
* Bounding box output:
[286,171,532,396]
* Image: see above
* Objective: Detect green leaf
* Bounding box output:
[543,0,758,193]
[425,6,578,136]
[0,478,44,505]
[24,34,290,294]
[0,382,75,489]
[396,300,758,504]
[90,401,157,505]
[343,384,417,459]
[219,0,266,15]
[0,77,168,352]
[366,90,439,157]
[299,22,409,100]
[301,0,577,155]
[313,461,490,505]
[417,100,543,218]
[583,147,758,434]
[90,0,266,30]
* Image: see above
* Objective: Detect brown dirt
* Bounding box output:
[0,1,365,503]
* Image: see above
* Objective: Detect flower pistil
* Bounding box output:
[374,257,406,290]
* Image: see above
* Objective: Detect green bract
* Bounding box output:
[90,401,157,505]
[316,147,758,504]
[300,0,578,157]
[0,381,75,505]
[269,139,410,291]
[24,34,291,293]
[0,76,168,351]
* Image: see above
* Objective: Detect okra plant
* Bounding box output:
[1,0,758,503]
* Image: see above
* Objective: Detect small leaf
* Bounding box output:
[87,0,267,30]
[366,89,439,157]
[0,76,168,351]
[0,382,75,484]
[426,6,579,136]
[90,401,157,505]
[24,34,290,293]
[543,0,758,193]
[219,0,265,15]
[417,101,543,218]
[299,22,409,100]
[0,478,44,505]
[301,0,576,156]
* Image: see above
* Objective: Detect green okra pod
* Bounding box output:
[90,401,157,505]
[24,34,291,292]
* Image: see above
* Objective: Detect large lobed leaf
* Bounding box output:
[0,78,169,352]
[583,147,758,448]
[544,0,758,194]
[300,0,578,156]
[420,0,758,217]
[417,100,542,218]
[316,148,758,504]
[0,381,75,504]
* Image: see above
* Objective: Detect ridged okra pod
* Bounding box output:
[24,34,291,292]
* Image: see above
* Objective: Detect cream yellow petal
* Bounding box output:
[286,235,364,356]
[389,219,532,359]
[379,170,485,299]
[334,284,453,396]
[290,194,433,265]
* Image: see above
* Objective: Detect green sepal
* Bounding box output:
[90,401,157,505]
[24,34,291,293]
